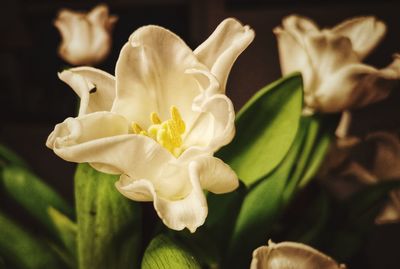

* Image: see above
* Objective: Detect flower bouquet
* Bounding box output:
[1,4,400,269]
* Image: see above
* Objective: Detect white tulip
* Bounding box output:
[274,15,400,115]
[250,240,346,269]
[54,4,118,65]
[47,18,255,232]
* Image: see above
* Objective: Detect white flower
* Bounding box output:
[250,240,346,269]
[54,4,118,66]
[47,18,254,232]
[274,15,400,114]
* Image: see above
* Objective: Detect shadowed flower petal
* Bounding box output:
[332,16,386,60]
[58,67,115,115]
[250,241,346,269]
[274,15,400,115]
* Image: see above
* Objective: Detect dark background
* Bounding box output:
[1,0,400,268]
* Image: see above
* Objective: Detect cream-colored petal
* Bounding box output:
[332,16,386,60]
[375,201,400,224]
[273,26,314,92]
[194,155,238,194]
[113,25,209,127]
[58,67,115,115]
[304,32,359,79]
[87,4,116,27]
[313,58,400,112]
[47,112,174,176]
[116,160,208,233]
[184,94,235,152]
[54,10,93,65]
[193,18,255,90]
[281,15,319,45]
[54,5,116,66]
[250,241,346,269]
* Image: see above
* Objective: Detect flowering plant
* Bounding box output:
[1,7,400,269]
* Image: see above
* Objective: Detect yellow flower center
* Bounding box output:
[131,106,186,157]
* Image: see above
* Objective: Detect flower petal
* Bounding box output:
[273,25,314,90]
[376,201,400,224]
[46,112,174,175]
[54,9,93,65]
[58,67,115,116]
[304,32,359,78]
[113,25,209,127]
[194,155,238,194]
[184,94,235,152]
[313,56,400,112]
[193,18,255,90]
[87,4,118,31]
[116,160,208,233]
[332,16,386,60]
[250,241,346,269]
[280,15,319,45]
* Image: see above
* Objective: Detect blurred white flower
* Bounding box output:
[321,131,400,224]
[47,18,254,232]
[54,4,118,66]
[274,15,400,115]
[250,240,346,269]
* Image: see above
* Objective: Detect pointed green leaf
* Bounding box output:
[47,207,77,261]
[218,73,303,186]
[0,144,28,168]
[141,234,201,269]
[226,124,307,268]
[0,211,63,269]
[1,166,73,235]
[75,163,142,269]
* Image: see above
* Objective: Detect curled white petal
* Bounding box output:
[194,18,255,91]
[58,67,115,115]
[332,16,386,60]
[250,241,346,269]
[116,161,209,233]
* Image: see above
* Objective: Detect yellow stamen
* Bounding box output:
[131,106,186,157]
[131,122,144,134]
[151,112,162,124]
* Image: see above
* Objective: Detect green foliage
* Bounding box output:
[1,165,74,236]
[0,144,29,168]
[218,73,303,186]
[48,207,77,263]
[141,234,201,269]
[0,212,63,269]
[75,163,142,269]
[224,114,332,268]
[328,181,400,261]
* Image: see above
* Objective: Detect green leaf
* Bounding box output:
[1,166,73,235]
[328,180,400,261]
[282,116,332,202]
[0,144,28,168]
[141,234,201,269]
[225,124,307,268]
[0,211,63,269]
[75,163,142,269]
[47,207,77,263]
[217,73,303,186]
[204,182,246,255]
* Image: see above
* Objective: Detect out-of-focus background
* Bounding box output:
[1,0,400,268]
